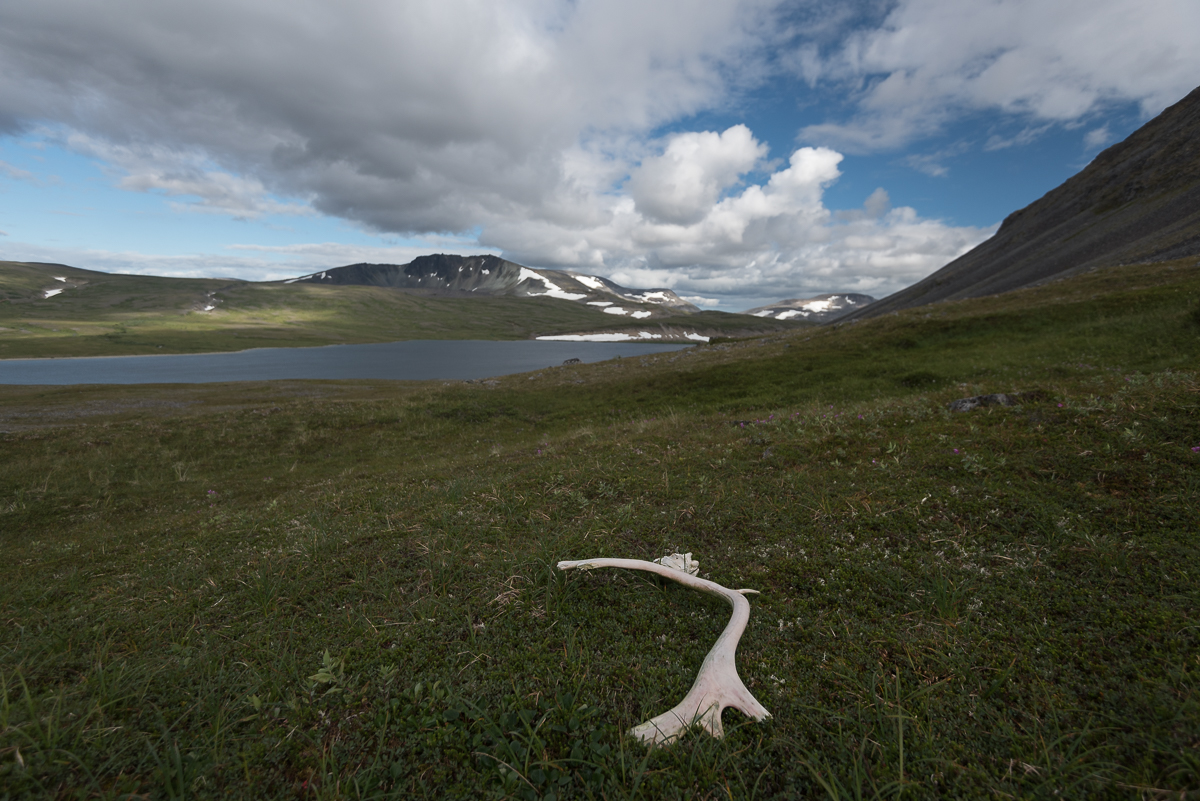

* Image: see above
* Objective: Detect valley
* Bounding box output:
[0,260,805,360]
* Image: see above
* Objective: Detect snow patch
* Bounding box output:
[775,310,803,320]
[603,306,628,315]
[801,299,835,313]
[574,275,605,290]
[587,301,613,307]
[685,333,710,342]
[54,276,67,282]
[517,267,588,301]
[751,310,772,318]
[631,291,673,303]
[43,288,64,299]
[203,305,215,311]
[283,277,301,284]
[537,332,663,342]
[630,311,652,319]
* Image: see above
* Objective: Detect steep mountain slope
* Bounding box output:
[742,293,875,322]
[282,254,699,317]
[843,84,1200,321]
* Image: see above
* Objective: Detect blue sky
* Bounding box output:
[1,0,1196,311]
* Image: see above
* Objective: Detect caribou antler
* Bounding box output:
[556,554,770,746]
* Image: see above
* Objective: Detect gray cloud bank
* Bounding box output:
[1,1,1194,305]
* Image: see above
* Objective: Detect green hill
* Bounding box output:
[0,260,805,359]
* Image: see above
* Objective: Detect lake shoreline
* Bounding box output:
[0,338,694,385]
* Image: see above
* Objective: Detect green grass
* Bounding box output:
[1,258,1198,798]
[0,262,805,358]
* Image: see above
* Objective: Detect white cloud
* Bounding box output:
[64,133,312,218]
[0,241,308,282]
[225,240,498,263]
[680,295,722,308]
[861,188,891,219]
[797,0,1200,152]
[627,125,766,224]
[1083,125,1112,150]
[0,238,499,282]
[486,142,991,303]
[902,154,949,178]
[0,159,36,182]
[984,124,1051,151]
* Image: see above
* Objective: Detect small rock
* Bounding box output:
[947,393,1018,412]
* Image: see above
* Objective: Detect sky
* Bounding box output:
[1,0,1197,311]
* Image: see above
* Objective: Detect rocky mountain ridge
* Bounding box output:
[281,254,700,319]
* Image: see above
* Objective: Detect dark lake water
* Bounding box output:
[0,340,692,385]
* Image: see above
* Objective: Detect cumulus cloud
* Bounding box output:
[0,0,775,234]
[627,125,766,225]
[797,0,1200,152]
[487,141,991,302]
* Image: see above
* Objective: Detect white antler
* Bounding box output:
[556,554,770,746]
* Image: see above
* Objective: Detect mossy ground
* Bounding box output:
[1,259,1198,799]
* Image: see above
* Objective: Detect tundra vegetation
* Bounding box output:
[1,258,1198,799]
[0,261,802,358]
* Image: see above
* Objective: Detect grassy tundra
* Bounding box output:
[1,259,1198,799]
[0,261,801,358]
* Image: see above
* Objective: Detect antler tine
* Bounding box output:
[557,556,771,746]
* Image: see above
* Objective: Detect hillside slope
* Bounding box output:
[283,254,700,317]
[0,260,802,358]
[845,84,1200,320]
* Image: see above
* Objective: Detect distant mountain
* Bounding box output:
[281,254,699,318]
[843,84,1200,321]
[742,293,875,323]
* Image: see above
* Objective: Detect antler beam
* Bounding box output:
[556,555,770,746]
